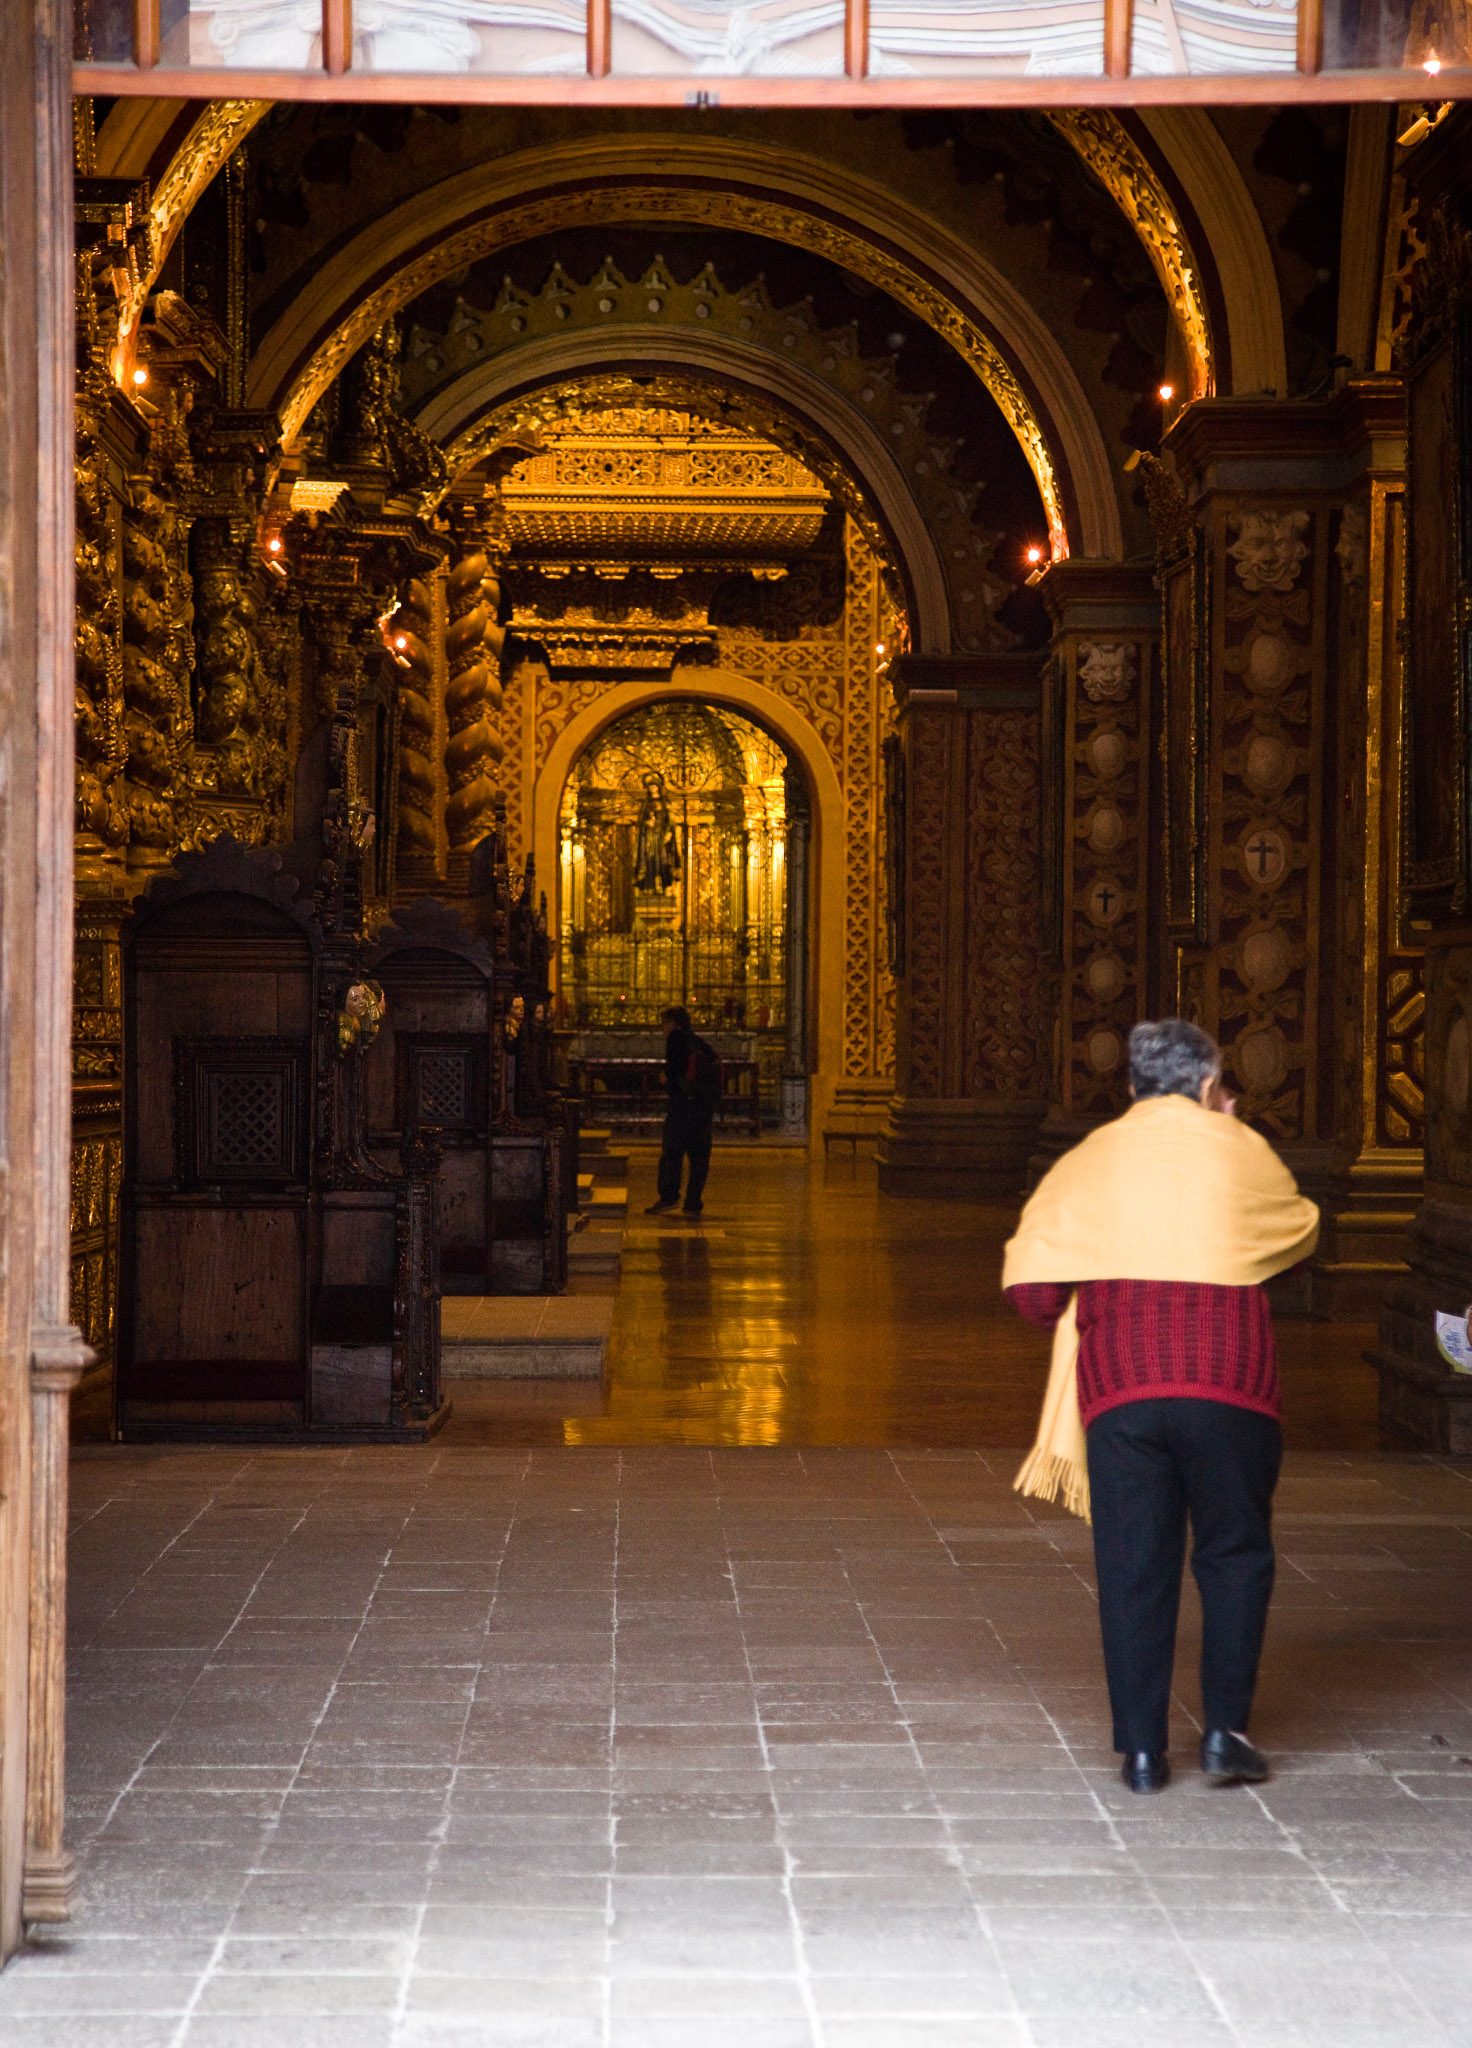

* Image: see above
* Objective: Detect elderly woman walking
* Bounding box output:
[1004,1019,1319,1795]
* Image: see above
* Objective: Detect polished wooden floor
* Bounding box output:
[442,1146,1381,1451]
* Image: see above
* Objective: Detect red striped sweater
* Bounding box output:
[1005,1280,1280,1428]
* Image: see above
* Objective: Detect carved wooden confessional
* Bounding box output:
[117,703,446,1441]
[363,830,570,1297]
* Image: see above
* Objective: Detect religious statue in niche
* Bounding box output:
[633,772,682,895]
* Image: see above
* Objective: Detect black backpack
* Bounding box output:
[685,1035,723,1101]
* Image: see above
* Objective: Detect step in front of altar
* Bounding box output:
[440,1294,613,1379]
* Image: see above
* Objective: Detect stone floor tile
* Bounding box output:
[609,1973,808,2016]
[609,2019,815,2048]
[0,1970,198,2014]
[191,1972,401,2014]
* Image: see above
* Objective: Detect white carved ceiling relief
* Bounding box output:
[188,0,586,71]
[180,0,1296,72]
[1129,0,1298,75]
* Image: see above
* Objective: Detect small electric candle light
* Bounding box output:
[132,367,148,389]
[1158,383,1175,403]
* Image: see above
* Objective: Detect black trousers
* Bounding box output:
[657,1098,715,1208]
[1086,1397,1281,1755]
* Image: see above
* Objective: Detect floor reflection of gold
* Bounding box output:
[438,1148,1382,1452]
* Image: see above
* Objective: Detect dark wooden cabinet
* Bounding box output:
[117,839,446,1441]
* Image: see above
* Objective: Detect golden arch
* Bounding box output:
[248,137,1130,559]
[535,671,849,1140]
[429,334,954,654]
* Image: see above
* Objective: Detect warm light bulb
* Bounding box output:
[132,367,149,388]
[267,536,282,555]
[1158,382,1175,402]
[394,635,408,650]
[874,642,886,655]
[1425,50,1442,72]
[1026,546,1044,565]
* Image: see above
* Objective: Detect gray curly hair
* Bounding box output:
[1128,1018,1221,1102]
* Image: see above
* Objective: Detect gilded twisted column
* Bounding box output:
[193,517,266,811]
[394,577,441,888]
[121,482,191,875]
[443,504,506,891]
[73,399,127,893]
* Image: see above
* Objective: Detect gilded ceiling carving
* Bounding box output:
[115,100,270,378]
[1048,109,1215,402]
[498,415,827,572]
[273,187,1069,562]
[419,277,1014,651]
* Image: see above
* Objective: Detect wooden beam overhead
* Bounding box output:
[1298,0,1323,73]
[131,0,159,69]
[587,0,612,79]
[1104,0,1133,81]
[322,0,352,75]
[72,58,1472,105]
[845,0,870,81]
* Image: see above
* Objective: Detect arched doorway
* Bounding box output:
[558,697,806,1130]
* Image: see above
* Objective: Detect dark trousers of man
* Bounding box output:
[1086,1397,1282,1755]
[657,1097,714,1208]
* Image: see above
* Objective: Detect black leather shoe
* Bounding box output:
[682,1203,703,1214]
[1200,1730,1269,1785]
[1121,1751,1170,1794]
[644,1200,676,1214]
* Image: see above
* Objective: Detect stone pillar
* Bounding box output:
[876,656,1051,1197]
[0,0,92,1956]
[782,764,810,1137]
[1160,381,1419,1317]
[1029,561,1160,1179]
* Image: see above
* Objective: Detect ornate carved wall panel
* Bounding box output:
[966,710,1050,1103]
[899,706,949,1102]
[1059,639,1154,1115]
[1208,501,1322,1139]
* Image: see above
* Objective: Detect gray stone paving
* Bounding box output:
[6,1444,1472,2045]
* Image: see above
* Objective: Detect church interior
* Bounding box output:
[4,5,1472,2036]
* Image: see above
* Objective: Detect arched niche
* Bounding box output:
[535,670,848,1140]
[426,334,953,654]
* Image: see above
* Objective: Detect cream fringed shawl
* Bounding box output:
[1003,1094,1320,1522]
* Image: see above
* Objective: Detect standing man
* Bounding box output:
[645,1005,722,1216]
[1003,1019,1318,1795]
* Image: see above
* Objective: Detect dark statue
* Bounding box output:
[633,771,682,894]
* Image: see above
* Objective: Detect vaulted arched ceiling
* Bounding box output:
[94,95,1298,560]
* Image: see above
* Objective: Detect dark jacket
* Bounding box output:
[664,1026,721,1109]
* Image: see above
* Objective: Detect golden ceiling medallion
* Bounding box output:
[1048,110,1215,402]
[276,185,1070,560]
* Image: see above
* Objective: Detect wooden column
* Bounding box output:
[0,0,92,1959]
[876,656,1051,1197]
[1029,561,1159,1180]
[1162,380,1418,1319]
[1371,111,1472,1447]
